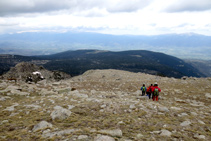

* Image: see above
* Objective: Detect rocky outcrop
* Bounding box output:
[2,62,71,82]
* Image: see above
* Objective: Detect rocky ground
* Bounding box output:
[0,69,210,141]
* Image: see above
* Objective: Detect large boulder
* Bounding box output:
[50,106,72,120]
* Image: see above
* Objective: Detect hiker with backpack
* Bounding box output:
[140,84,146,96]
[146,84,154,99]
[152,82,161,101]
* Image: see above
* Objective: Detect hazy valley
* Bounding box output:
[0,32,211,60]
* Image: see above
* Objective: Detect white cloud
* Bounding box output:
[164,0,211,12]
[0,0,153,16]
[0,0,210,35]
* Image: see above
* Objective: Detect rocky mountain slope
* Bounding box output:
[0,50,206,78]
[0,69,210,140]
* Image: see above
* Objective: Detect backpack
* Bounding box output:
[154,88,159,95]
[142,87,146,92]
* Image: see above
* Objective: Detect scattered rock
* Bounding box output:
[3,103,19,111]
[160,129,172,137]
[191,112,198,116]
[198,120,205,125]
[180,121,191,127]
[33,121,53,132]
[78,135,89,140]
[1,120,9,124]
[42,129,80,138]
[136,133,144,138]
[68,105,75,110]
[178,113,188,117]
[94,135,115,141]
[24,104,41,110]
[175,98,186,103]
[205,93,211,99]
[150,131,161,134]
[50,106,72,120]
[98,129,122,137]
[129,104,136,109]
[170,107,181,111]
[194,134,206,140]
[158,106,169,112]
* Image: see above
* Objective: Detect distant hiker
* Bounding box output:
[152,82,161,101]
[140,84,146,96]
[146,84,154,99]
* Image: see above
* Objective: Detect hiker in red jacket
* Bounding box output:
[146,84,154,99]
[152,82,161,101]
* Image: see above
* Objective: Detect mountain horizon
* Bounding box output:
[0,31,210,60]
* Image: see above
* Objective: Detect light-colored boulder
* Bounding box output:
[158,106,169,112]
[94,135,115,141]
[50,106,71,120]
[205,93,211,98]
[33,121,53,132]
[194,134,206,140]
[129,104,136,109]
[78,135,88,140]
[160,129,172,137]
[180,121,191,126]
[98,129,122,137]
[198,120,205,125]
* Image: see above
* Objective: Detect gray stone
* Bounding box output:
[178,113,188,117]
[191,112,198,116]
[98,129,122,137]
[24,104,41,110]
[94,135,115,141]
[194,134,206,140]
[198,120,205,125]
[10,89,30,96]
[136,133,143,138]
[50,106,72,120]
[33,121,53,132]
[180,121,191,126]
[68,105,75,110]
[160,129,172,137]
[3,103,19,111]
[205,93,211,98]
[170,107,181,111]
[43,129,80,138]
[158,106,169,112]
[1,120,9,124]
[150,131,161,134]
[57,88,71,94]
[129,104,136,109]
[78,135,88,140]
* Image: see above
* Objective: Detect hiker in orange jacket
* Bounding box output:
[152,82,161,101]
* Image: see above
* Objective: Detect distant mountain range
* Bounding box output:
[0,32,210,59]
[0,50,207,78]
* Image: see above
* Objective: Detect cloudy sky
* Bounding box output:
[0,0,211,35]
